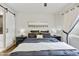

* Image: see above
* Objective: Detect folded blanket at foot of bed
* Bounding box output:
[10,50,79,56]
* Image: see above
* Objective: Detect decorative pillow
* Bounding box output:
[37,35,43,38]
[28,33,36,38]
[40,30,49,33]
[43,33,50,38]
[30,30,39,33]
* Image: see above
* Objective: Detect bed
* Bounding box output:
[10,38,79,56]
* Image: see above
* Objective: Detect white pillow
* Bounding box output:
[37,35,43,38]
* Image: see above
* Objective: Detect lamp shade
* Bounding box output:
[51,29,57,33]
[20,29,26,36]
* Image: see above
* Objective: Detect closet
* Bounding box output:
[0,5,15,52]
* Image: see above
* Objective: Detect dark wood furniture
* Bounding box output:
[16,36,27,46]
[51,35,61,41]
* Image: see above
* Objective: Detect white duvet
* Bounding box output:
[11,42,76,53]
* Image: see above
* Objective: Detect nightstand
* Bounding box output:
[16,36,27,46]
[51,35,61,41]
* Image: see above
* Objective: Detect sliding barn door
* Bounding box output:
[63,7,79,32]
[5,11,15,48]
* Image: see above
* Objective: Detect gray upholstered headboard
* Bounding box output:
[28,30,50,38]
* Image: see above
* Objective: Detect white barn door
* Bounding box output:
[5,11,15,48]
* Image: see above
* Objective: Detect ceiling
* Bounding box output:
[6,3,68,14]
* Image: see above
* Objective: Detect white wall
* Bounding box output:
[15,13,56,36]
[54,14,64,37]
